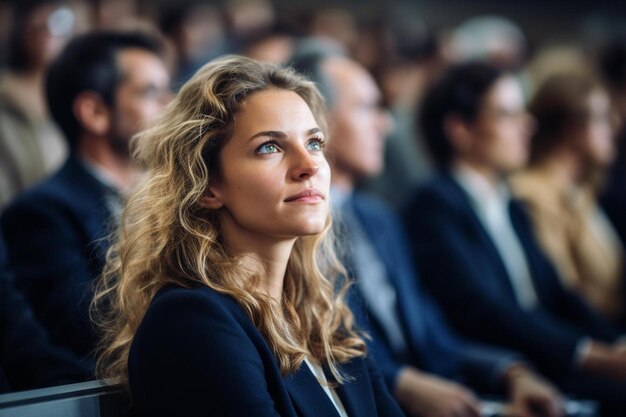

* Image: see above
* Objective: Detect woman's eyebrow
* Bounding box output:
[247,127,322,142]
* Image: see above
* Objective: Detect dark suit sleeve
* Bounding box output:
[0,239,89,392]
[419,295,524,394]
[405,191,587,377]
[345,280,405,392]
[129,289,283,417]
[1,196,98,359]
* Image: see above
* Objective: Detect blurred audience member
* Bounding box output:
[300,51,563,417]
[0,0,82,207]
[225,0,275,40]
[445,16,527,72]
[405,62,626,416]
[1,236,89,392]
[1,31,170,369]
[523,44,594,98]
[304,6,359,56]
[362,14,446,208]
[240,22,296,64]
[159,0,229,88]
[92,0,138,29]
[511,73,624,323]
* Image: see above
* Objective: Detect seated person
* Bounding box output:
[1,31,170,368]
[92,56,404,417]
[1,236,88,392]
[404,61,626,416]
[511,73,624,324]
[292,51,563,417]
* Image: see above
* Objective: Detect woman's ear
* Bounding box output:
[199,186,224,209]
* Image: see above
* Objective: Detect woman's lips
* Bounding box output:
[284,189,325,203]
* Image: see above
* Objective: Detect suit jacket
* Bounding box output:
[342,192,522,394]
[1,154,115,367]
[0,236,89,392]
[404,173,621,378]
[129,285,405,417]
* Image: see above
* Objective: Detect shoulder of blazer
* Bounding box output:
[5,155,110,215]
[407,173,470,217]
[148,285,258,332]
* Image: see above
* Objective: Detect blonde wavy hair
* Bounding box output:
[92,55,366,386]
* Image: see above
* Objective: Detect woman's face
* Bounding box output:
[208,88,331,243]
[580,89,615,168]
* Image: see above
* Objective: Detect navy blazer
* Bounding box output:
[344,193,521,394]
[0,237,89,392]
[129,285,405,417]
[1,155,114,367]
[404,173,621,378]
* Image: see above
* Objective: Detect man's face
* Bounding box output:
[463,76,533,175]
[323,57,392,184]
[109,48,171,156]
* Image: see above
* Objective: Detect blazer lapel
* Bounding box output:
[443,174,521,300]
[283,363,341,417]
[332,359,377,417]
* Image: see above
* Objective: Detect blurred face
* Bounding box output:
[580,89,615,168]
[23,3,77,70]
[110,48,171,156]
[324,58,393,184]
[209,89,331,244]
[464,76,533,174]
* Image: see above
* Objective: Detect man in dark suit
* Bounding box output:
[404,62,626,415]
[0,236,89,392]
[1,32,170,370]
[292,49,563,417]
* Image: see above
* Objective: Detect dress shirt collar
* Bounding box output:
[79,157,121,193]
[452,163,511,217]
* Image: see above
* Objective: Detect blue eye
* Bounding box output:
[256,141,280,154]
[307,138,324,151]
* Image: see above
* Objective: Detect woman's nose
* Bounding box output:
[290,149,320,180]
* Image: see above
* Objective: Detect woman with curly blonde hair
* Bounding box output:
[92,55,403,417]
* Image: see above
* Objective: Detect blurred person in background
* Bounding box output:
[445,16,528,72]
[405,62,626,416]
[360,12,446,209]
[1,31,171,371]
[239,22,296,64]
[0,0,85,207]
[511,73,625,325]
[159,0,230,89]
[303,5,357,57]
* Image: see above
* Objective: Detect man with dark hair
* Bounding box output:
[1,31,171,371]
[405,61,626,415]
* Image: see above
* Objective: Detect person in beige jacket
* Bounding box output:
[0,1,79,207]
[511,72,624,323]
